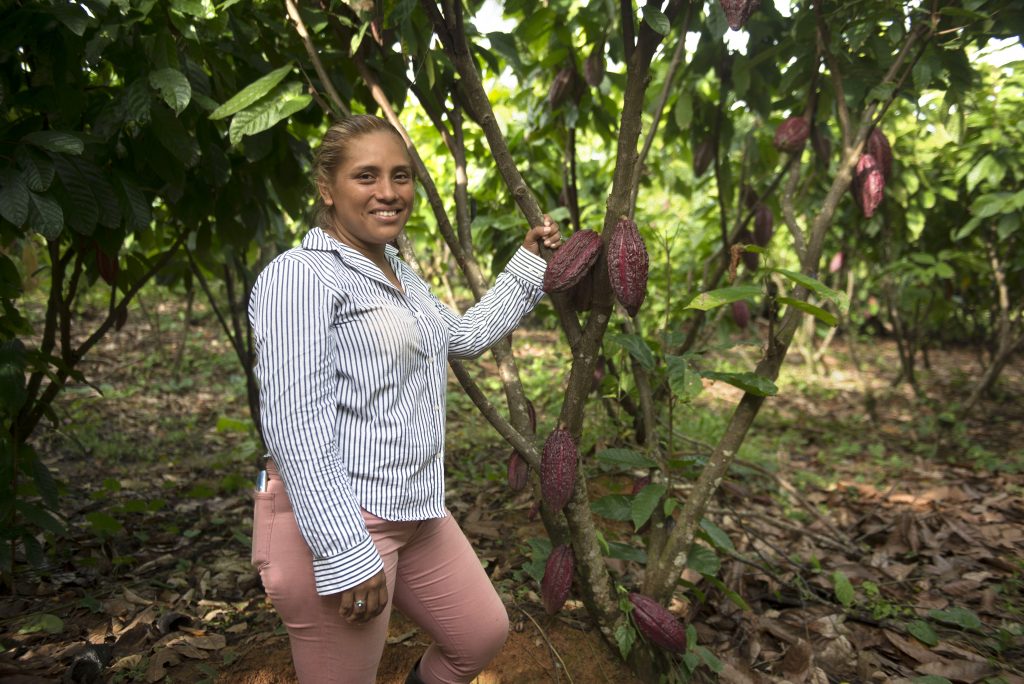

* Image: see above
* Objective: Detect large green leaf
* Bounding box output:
[773,268,849,314]
[595,448,657,469]
[631,483,666,530]
[591,494,632,521]
[777,296,838,326]
[700,370,778,397]
[114,172,152,231]
[209,63,294,120]
[228,82,311,146]
[643,7,670,35]
[28,192,64,239]
[606,333,656,371]
[699,518,735,552]
[666,355,703,401]
[54,157,99,235]
[21,131,84,156]
[685,285,761,311]
[15,146,54,192]
[0,170,30,226]
[149,68,192,115]
[685,544,720,576]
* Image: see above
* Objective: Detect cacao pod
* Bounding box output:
[720,0,761,30]
[828,251,844,274]
[607,217,649,317]
[548,66,579,110]
[853,153,885,218]
[541,428,578,510]
[773,116,810,154]
[753,203,773,247]
[631,475,651,496]
[737,229,758,270]
[543,229,602,293]
[692,138,715,177]
[541,544,574,615]
[569,270,594,312]
[731,300,750,329]
[95,245,119,286]
[866,128,893,181]
[507,451,529,492]
[527,398,537,434]
[811,124,832,167]
[741,184,759,209]
[628,592,687,653]
[583,44,605,87]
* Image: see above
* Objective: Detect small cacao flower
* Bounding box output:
[866,128,893,181]
[607,217,649,317]
[507,451,529,492]
[541,429,578,510]
[753,202,773,247]
[732,300,750,328]
[692,138,715,177]
[583,44,605,87]
[541,544,575,615]
[853,153,885,218]
[543,229,602,293]
[628,592,687,653]
[720,0,762,30]
[773,116,810,154]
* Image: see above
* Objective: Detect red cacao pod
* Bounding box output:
[583,44,605,87]
[753,203,773,247]
[692,138,715,177]
[507,451,529,492]
[737,229,758,270]
[853,153,885,218]
[569,271,595,312]
[828,251,844,274]
[773,116,810,154]
[866,128,893,181]
[541,429,578,510]
[631,475,651,496]
[720,0,761,30]
[731,300,750,329]
[607,217,649,317]
[542,544,575,615]
[543,229,602,293]
[628,592,687,653]
[548,66,579,110]
[95,245,119,286]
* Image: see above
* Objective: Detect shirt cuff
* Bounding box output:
[311,534,384,596]
[505,246,547,287]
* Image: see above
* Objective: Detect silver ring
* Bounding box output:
[354,600,366,609]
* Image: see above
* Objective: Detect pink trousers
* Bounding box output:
[251,465,509,684]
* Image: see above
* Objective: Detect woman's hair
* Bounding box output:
[311,115,409,229]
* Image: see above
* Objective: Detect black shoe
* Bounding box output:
[405,657,426,684]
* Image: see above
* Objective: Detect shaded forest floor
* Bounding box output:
[1,295,1022,684]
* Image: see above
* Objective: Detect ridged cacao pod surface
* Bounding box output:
[583,45,605,87]
[607,217,649,317]
[853,154,885,218]
[541,429,578,510]
[773,116,810,154]
[692,138,715,177]
[542,544,575,615]
[507,451,529,492]
[866,128,893,181]
[720,0,761,30]
[732,300,750,329]
[543,229,602,293]
[753,203,773,246]
[628,592,687,653]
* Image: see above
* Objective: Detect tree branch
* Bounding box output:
[284,0,350,117]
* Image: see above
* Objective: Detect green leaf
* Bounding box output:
[696,645,724,673]
[685,544,720,576]
[685,285,761,311]
[614,621,636,660]
[85,511,124,537]
[833,570,855,608]
[216,416,250,433]
[149,68,192,115]
[699,519,735,552]
[16,146,55,192]
[927,607,981,631]
[114,172,152,231]
[0,171,30,226]
[631,483,666,530]
[605,333,656,371]
[699,370,778,397]
[911,677,952,684]
[54,156,98,234]
[606,541,647,564]
[228,82,311,146]
[907,619,939,647]
[776,296,838,326]
[16,500,64,535]
[996,213,1019,241]
[30,454,60,511]
[28,193,64,239]
[209,63,294,120]
[17,614,64,635]
[673,92,692,130]
[643,7,670,35]
[666,355,703,401]
[591,494,632,521]
[773,268,849,314]
[21,131,84,156]
[970,192,1012,219]
[595,448,657,469]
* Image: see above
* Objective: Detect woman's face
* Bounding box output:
[319,130,414,254]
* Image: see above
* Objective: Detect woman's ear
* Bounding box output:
[317,180,334,206]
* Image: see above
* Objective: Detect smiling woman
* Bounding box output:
[246,115,562,684]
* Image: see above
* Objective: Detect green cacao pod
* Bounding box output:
[720,0,761,30]
[773,116,810,154]
[507,451,529,491]
[628,592,687,653]
[541,428,578,510]
[543,229,602,293]
[607,217,649,317]
[542,544,574,615]
[753,202,773,247]
[866,128,893,181]
[853,153,885,218]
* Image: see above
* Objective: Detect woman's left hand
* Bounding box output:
[523,215,562,255]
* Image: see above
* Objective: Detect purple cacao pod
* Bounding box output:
[507,451,529,491]
[629,592,687,653]
[692,138,715,177]
[720,0,762,30]
[631,475,652,496]
[773,116,810,154]
[866,128,893,181]
[607,216,650,317]
[853,153,885,218]
[543,229,602,293]
[583,44,605,87]
[731,300,750,329]
[753,202,773,247]
[541,429,578,510]
[737,229,758,270]
[542,544,575,615]
[548,67,579,110]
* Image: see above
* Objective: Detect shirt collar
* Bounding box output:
[301,226,400,259]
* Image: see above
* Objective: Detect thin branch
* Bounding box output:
[781,157,806,260]
[284,0,350,117]
[516,605,575,684]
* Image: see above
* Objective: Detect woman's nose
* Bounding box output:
[376,179,398,200]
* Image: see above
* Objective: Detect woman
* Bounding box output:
[248,114,561,684]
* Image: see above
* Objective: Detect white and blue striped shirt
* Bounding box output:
[249,226,546,595]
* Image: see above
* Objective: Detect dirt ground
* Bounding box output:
[1,300,1022,683]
